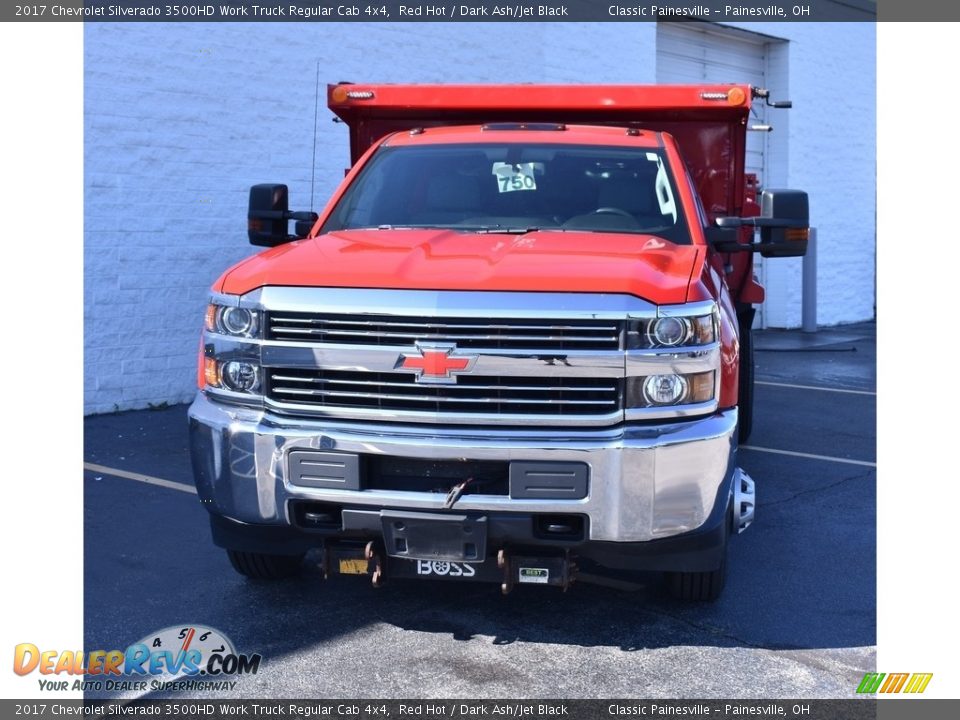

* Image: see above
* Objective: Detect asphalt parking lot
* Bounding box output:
[83,323,876,699]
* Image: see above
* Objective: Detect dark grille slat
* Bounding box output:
[266,369,622,417]
[272,388,616,406]
[271,374,617,393]
[267,312,623,351]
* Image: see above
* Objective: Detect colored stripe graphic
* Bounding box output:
[880,673,909,693]
[856,673,885,694]
[857,672,933,694]
[903,673,933,694]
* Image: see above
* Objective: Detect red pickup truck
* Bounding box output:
[189,84,808,601]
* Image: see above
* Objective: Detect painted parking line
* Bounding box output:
[83,462,197,495]
[741,446,876,468]
[756,380,876,396]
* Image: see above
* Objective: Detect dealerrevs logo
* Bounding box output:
[13,625,260,692]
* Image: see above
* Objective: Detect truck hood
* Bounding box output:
[219,229,703,305]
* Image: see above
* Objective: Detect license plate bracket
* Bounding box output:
[381,510,487,562]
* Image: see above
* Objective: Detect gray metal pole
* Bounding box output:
[802,227,817,333]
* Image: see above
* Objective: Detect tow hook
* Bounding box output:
[734,468,756,533]
[365,540,385,588]
[498,548,577,595]
[498,549,512,595]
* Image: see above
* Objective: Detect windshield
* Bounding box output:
[321,142,692,243]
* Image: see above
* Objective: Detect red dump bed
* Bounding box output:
[328,83,753,218]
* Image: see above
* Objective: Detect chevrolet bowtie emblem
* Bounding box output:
[397,344,477,384]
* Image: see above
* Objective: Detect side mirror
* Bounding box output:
[248,184,319,247]
[248,184,289,247]
[758,189,809,258]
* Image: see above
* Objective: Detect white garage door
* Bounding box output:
[656,22,771,326]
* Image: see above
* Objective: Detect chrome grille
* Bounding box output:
[266,313,623,351]
[267,369,622,417]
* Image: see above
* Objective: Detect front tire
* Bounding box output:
[665,559,727,602]
[227,549,304,579]
[665,503,730,602]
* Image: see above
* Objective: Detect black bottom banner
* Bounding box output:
[6,699,952,720]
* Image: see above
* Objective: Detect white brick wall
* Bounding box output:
[731,21,876,328]
[84,21,873,414]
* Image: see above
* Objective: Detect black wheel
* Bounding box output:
[226,549,304,579]
[666,559,727,602]
[666,502,730,602]
[737,308,756,444]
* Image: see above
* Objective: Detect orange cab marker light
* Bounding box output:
[786,228,810,242]
[727,87,746,106]
[332,86,375,102]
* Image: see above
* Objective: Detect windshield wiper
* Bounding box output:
[474,226,563,235]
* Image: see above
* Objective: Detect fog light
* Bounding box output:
[221,361,260,392]
[642,374,687,405]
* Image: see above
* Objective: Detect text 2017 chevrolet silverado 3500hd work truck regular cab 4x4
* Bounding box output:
[189,84,808,601]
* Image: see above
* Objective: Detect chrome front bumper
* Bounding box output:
[188,394,738,543]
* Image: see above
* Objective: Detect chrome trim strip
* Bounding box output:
[204,388,263,407]
[624,399,719,422]
[243,287,660,319]
[625,344,720,376]
[260,343,625,378]
[209,291,240,308]
[652,300,718,318]
[272,317,619,331]
[270,328,619,343]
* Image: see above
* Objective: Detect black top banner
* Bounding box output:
[5,0,895,23]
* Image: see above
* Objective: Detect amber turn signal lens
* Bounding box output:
[785,228,809,242]
[204,304,217,332]
[727,87,747,106]
[331,85,349,103]
[688,371,715,403]
[203,357,221,388]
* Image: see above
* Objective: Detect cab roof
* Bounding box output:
[382,123,664,149]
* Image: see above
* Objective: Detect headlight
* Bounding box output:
[205,304,261,338]
[649,317,689,347]
[627,312,715,349]
[201,301,263,399]
[627,371,715,408]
